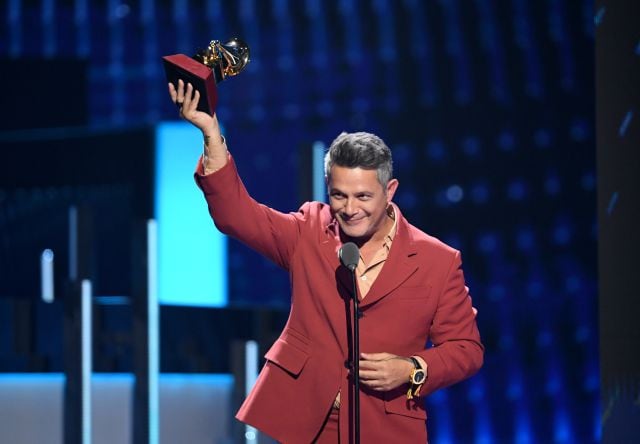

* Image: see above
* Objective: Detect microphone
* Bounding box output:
[339,242,359,271]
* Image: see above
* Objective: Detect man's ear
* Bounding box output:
[386,178,399,203]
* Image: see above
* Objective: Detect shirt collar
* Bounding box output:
[382,205,397,250]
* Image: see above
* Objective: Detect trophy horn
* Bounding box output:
[218,38,250,77]
[194,37,250,81]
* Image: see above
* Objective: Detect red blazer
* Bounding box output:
[196,156,483,443]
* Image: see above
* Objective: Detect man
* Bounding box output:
[169,80,483,443]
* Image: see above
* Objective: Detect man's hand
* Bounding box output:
[168,79,227,172]
[168,79,217,133]
[358,352,413,392]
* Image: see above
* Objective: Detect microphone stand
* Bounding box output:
[339,242,361,444]
[349,266,360,444]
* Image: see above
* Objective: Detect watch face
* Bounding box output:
[412,370,425,384]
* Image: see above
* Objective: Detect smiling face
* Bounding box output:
[327,165,399,243]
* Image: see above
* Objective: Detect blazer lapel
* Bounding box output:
[319,219,355,297]
[360,208,418,307]
[319,204,419,303]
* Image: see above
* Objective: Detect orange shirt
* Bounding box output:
[355,207,397,298]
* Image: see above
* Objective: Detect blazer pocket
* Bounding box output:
[264,327,311,377]
[383,387,427,420]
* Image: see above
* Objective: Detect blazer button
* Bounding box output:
[344,360,351,369]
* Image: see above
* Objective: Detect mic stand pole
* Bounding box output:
[350,268,360,444]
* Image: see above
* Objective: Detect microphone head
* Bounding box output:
[339,242,360,271]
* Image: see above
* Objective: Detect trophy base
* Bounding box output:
[162,54,218,115]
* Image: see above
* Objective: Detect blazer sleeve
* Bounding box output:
[194,155,303,270]
[414,250,484,396]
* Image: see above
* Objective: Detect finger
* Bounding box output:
[176,79,185,103]
[183,82,194,110]
[359,379,376,388]
[360,379,386,391]
[361,352,392,361]
[168,83,177,102]
[358,369,378,380]
[358,360,381,371]
[188,88,201,113]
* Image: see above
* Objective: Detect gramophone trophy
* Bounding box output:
[163,38,250,115]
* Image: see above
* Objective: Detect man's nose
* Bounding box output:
[343,198,357,216]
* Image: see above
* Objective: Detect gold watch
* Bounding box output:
[407,357,426,400]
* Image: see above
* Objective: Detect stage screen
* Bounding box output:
[155,122,227,307]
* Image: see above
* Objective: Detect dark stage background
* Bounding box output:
[596,0,640,442]
[0,1,606,443]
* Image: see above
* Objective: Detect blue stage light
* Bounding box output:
[574,326,590,344]
[428,390,453,444]
[471,378,492,444]
[282,103,300,120]
[506,377,523,400]
[513,0,544,97]
[499,335,515,351]
[475,0,509,103]
[507,180,527,201]
[462,137,481,157]
[581,171,596,191]
[537,330,553,348]
[569,117,590,142]
[426,140,447,163]
[514,408,534,444]
[249,105,266,122]
[487,283,506,301]
[534,128,552,148]
[552,223,571,246]
[544,173,561,196]
[515,227,535,251]
[564,275,581,293]
[498,130,516,151]
[445,185,464,203]
[441,1,472,104]
[594,7,606,26]
[526,279,544,299]
[478,233,498,254]
[584,365,599,393]
[553,408,572,443]
[154,122,228,307]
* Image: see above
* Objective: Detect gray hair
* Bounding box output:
[324,132,393,187]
